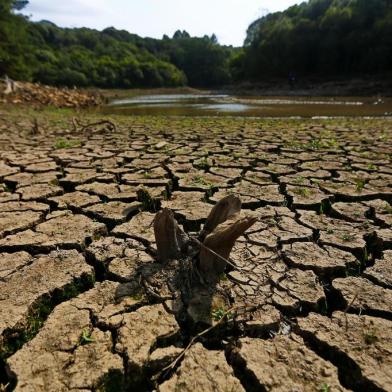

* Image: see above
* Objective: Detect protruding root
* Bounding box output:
[154,208,188,263]
[199,214,257,282]
[200,195,241,240]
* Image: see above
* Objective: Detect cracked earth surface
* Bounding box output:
[0,109,391,391]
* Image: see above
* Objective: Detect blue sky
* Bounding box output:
[22,0,302,46]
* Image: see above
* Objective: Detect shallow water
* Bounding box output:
[101,93,392,117]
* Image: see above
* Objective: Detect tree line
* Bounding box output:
[0,0,390,88]
[0,0,234,87]
[235,0,392,81]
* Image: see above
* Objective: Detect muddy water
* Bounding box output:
[102,93,392,117]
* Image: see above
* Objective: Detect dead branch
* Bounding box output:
[344,292,359,331]
[153,305,242,385]
[71,118,117,133]
[190,236,247,273]
[200,195,242,239]
[154,208,188,263]
[0,383,9,392]
[199,214,257,281]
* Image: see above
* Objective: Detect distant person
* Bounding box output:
[288,71,296,89]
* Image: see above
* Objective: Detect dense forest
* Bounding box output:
[236,0,392,81]
[0,0,233,87]
[0,0,391,88]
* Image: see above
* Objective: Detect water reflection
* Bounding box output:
[103,93,392,117]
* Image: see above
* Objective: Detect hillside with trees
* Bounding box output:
[1,0,391,88]
[235,0,392,81]
[0,0,233,88]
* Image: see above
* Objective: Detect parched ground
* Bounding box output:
[0,107,392,392]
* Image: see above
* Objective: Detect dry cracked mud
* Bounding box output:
[0,109,391,391]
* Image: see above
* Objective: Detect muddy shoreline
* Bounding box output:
[221,76,392,97]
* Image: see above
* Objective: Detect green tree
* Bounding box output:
[237,0,392,80]
[0,0,32,79]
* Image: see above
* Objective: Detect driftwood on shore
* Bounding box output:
[0,78,104,108]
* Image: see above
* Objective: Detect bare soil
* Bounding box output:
[0,106,391,391]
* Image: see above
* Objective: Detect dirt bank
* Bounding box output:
[222,76,392,97]
[0,81,105,108]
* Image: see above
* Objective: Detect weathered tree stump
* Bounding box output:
[154,195,256,281]
[150,195,257,324]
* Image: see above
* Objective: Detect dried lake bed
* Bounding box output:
[0,106,392,391]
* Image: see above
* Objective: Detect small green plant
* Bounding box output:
[326,228,334,234]
[293,187,311,198]
[293,176,305,184]
[191,175,212,187]
[80,329,95,345]
[303,137,339,151]
[361,220,371,230]
[219,273,228,282]
[2,183,12,193]
[308,138,324,149]
[355,178,366,193]
[367,163,376,170]
[194,157,210,170]
[378,133,387,141]
[53,138,81,149]
[92,233,102,241]
[363,331,378,345]
[211,307,228,321]
[342,233,355,242]
[384,204,392,214]
[211,308,226,321]
[131,291,144,301]
[319,383,331,392]
[319,200,329,215]
[1,299,52,357]
[344,164,352,171]
[49,178,60,186]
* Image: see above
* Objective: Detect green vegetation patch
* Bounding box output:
[0,273,94,361]
[53,138,81,149]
